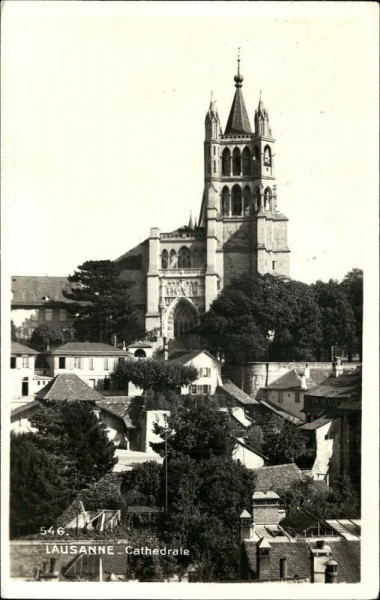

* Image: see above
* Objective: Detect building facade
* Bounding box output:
[116,62,290,348]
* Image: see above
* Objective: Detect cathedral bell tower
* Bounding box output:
[199,55,290,299]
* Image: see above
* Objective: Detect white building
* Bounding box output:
[168,349,222,395]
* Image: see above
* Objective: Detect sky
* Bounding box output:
[2,1,379,284]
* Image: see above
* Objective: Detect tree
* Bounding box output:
[255,413,311,466]
[30,401,117,487]
[341,269,363,360]
[312,279,357,360]
[151,399,236,459]
[29,323,69,350]
[63,260,138,344]
[10,433,72,537]
[200,273,322,362]
[111,357,198,393]
[11,320,19,342]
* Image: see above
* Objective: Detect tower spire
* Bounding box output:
[188,210,194,229]
[225,50,251,134]
[234,47,244,88]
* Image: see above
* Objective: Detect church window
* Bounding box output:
[222,187,230,215]
[222,148,231,176]
[213,146,216,155]
[192,248,200,267]
[254,146,260,162]
[170,250,177,268]
[244,186,252,215]
[232,148,241,176]
[242,147,252,175]
[264,145,271,166]
[201,249,207,268]
[178,246,191,268]
[256,188,261,211]
[272,260,276,271]
[213,161,216,173]
[161,250,168,270]
[231,185,242,216]
[264,187,272,210]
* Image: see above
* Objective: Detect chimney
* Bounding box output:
[252,491,281,525]
[309,540,333,582]
[122,341,126,351]
[325,558,338,583]
[279,557,288,579]
[239,510,253,542]
[332,357,343,378]
[256,537,271,580]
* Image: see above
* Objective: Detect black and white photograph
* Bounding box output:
[1,2,378,599]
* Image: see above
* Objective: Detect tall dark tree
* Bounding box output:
[111,357,198,394]
[11,320,19,342]
[340,269,363,360]
[312,279,357,360]
[10,433,72,537]
[63,260,138,344]
[200,273,322,362]
[30,401,117,486]
[254,413,311,466]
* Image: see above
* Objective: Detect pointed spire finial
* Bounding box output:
[188,210,194,229]
[234,47,244,88]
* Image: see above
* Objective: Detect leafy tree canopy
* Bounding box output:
[311,278,357,360]
[111,357,198,393]
[200,273,322,362]
[340,268,363,359]
[63,260,138,344]
[29,323,69,350]
[253,413,312,466]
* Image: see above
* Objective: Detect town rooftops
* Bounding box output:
[305,369,361,400]
[11,341,39,355]
[234,437,269,461]
[252,490,281,501]
[280,508,333,534]
[36,373,105,402]
[11,276,75,306]
[168,348,218,365]
[258,399,303,425]
[217,380,259,406]
[96,399,136,429]
[11,400,40,418]
[48,342,130,355]
[300,416,333,431]
[252,463,305,492]
[243,538,360,583]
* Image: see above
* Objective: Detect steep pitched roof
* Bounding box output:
[225,87,252,135]
[11,341,39,355]
[49,342,129,355]
[243,538,360,582]
[300,416,333,431]
[36,373,105,401]
[217,380,259,406]
[258,399,303,425]
[252,463,305,492]
[168,349,218,365]
[305,370,361,400]
[96,399,136,428]
[11,276,75,306]
[280,508,330,533]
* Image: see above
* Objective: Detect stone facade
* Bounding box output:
[116,65,290,347]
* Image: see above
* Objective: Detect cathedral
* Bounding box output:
[116,61,290,349]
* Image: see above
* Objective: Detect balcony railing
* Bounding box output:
[160,268,206,276]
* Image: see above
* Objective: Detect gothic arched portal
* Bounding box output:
[165,298,199,348]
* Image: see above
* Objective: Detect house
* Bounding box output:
[168,349,222,395]
[11,400,40,434]
[94,399,140,450]
[303,367,361,489]
[127,341,156,359]
[215,379,260,408]
[232,438,267,469]
[11,276,77,341]
[42,341,130,392]
[35,373,105,402]
[240,493,360,583]
[257,366,326,422]
[10,342,39,405]
[59,500,121,532]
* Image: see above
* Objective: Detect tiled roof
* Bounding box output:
[11,276,75,305]
[96,400,136,429]
[128,342,154,349]
[11,400,40,417]
[252,491,280,501]
[49,342,130,355]
[168,349,218,365]
[234,437,269,461]
[252,463,305,492]
[305,370,361,399]
[218,380,259,405]
[258,400,302,424]
[11,342,39,355]
[300,417,333,431]
[243,538,360,582]
[36,373,105,401]
[280,508,328,533]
